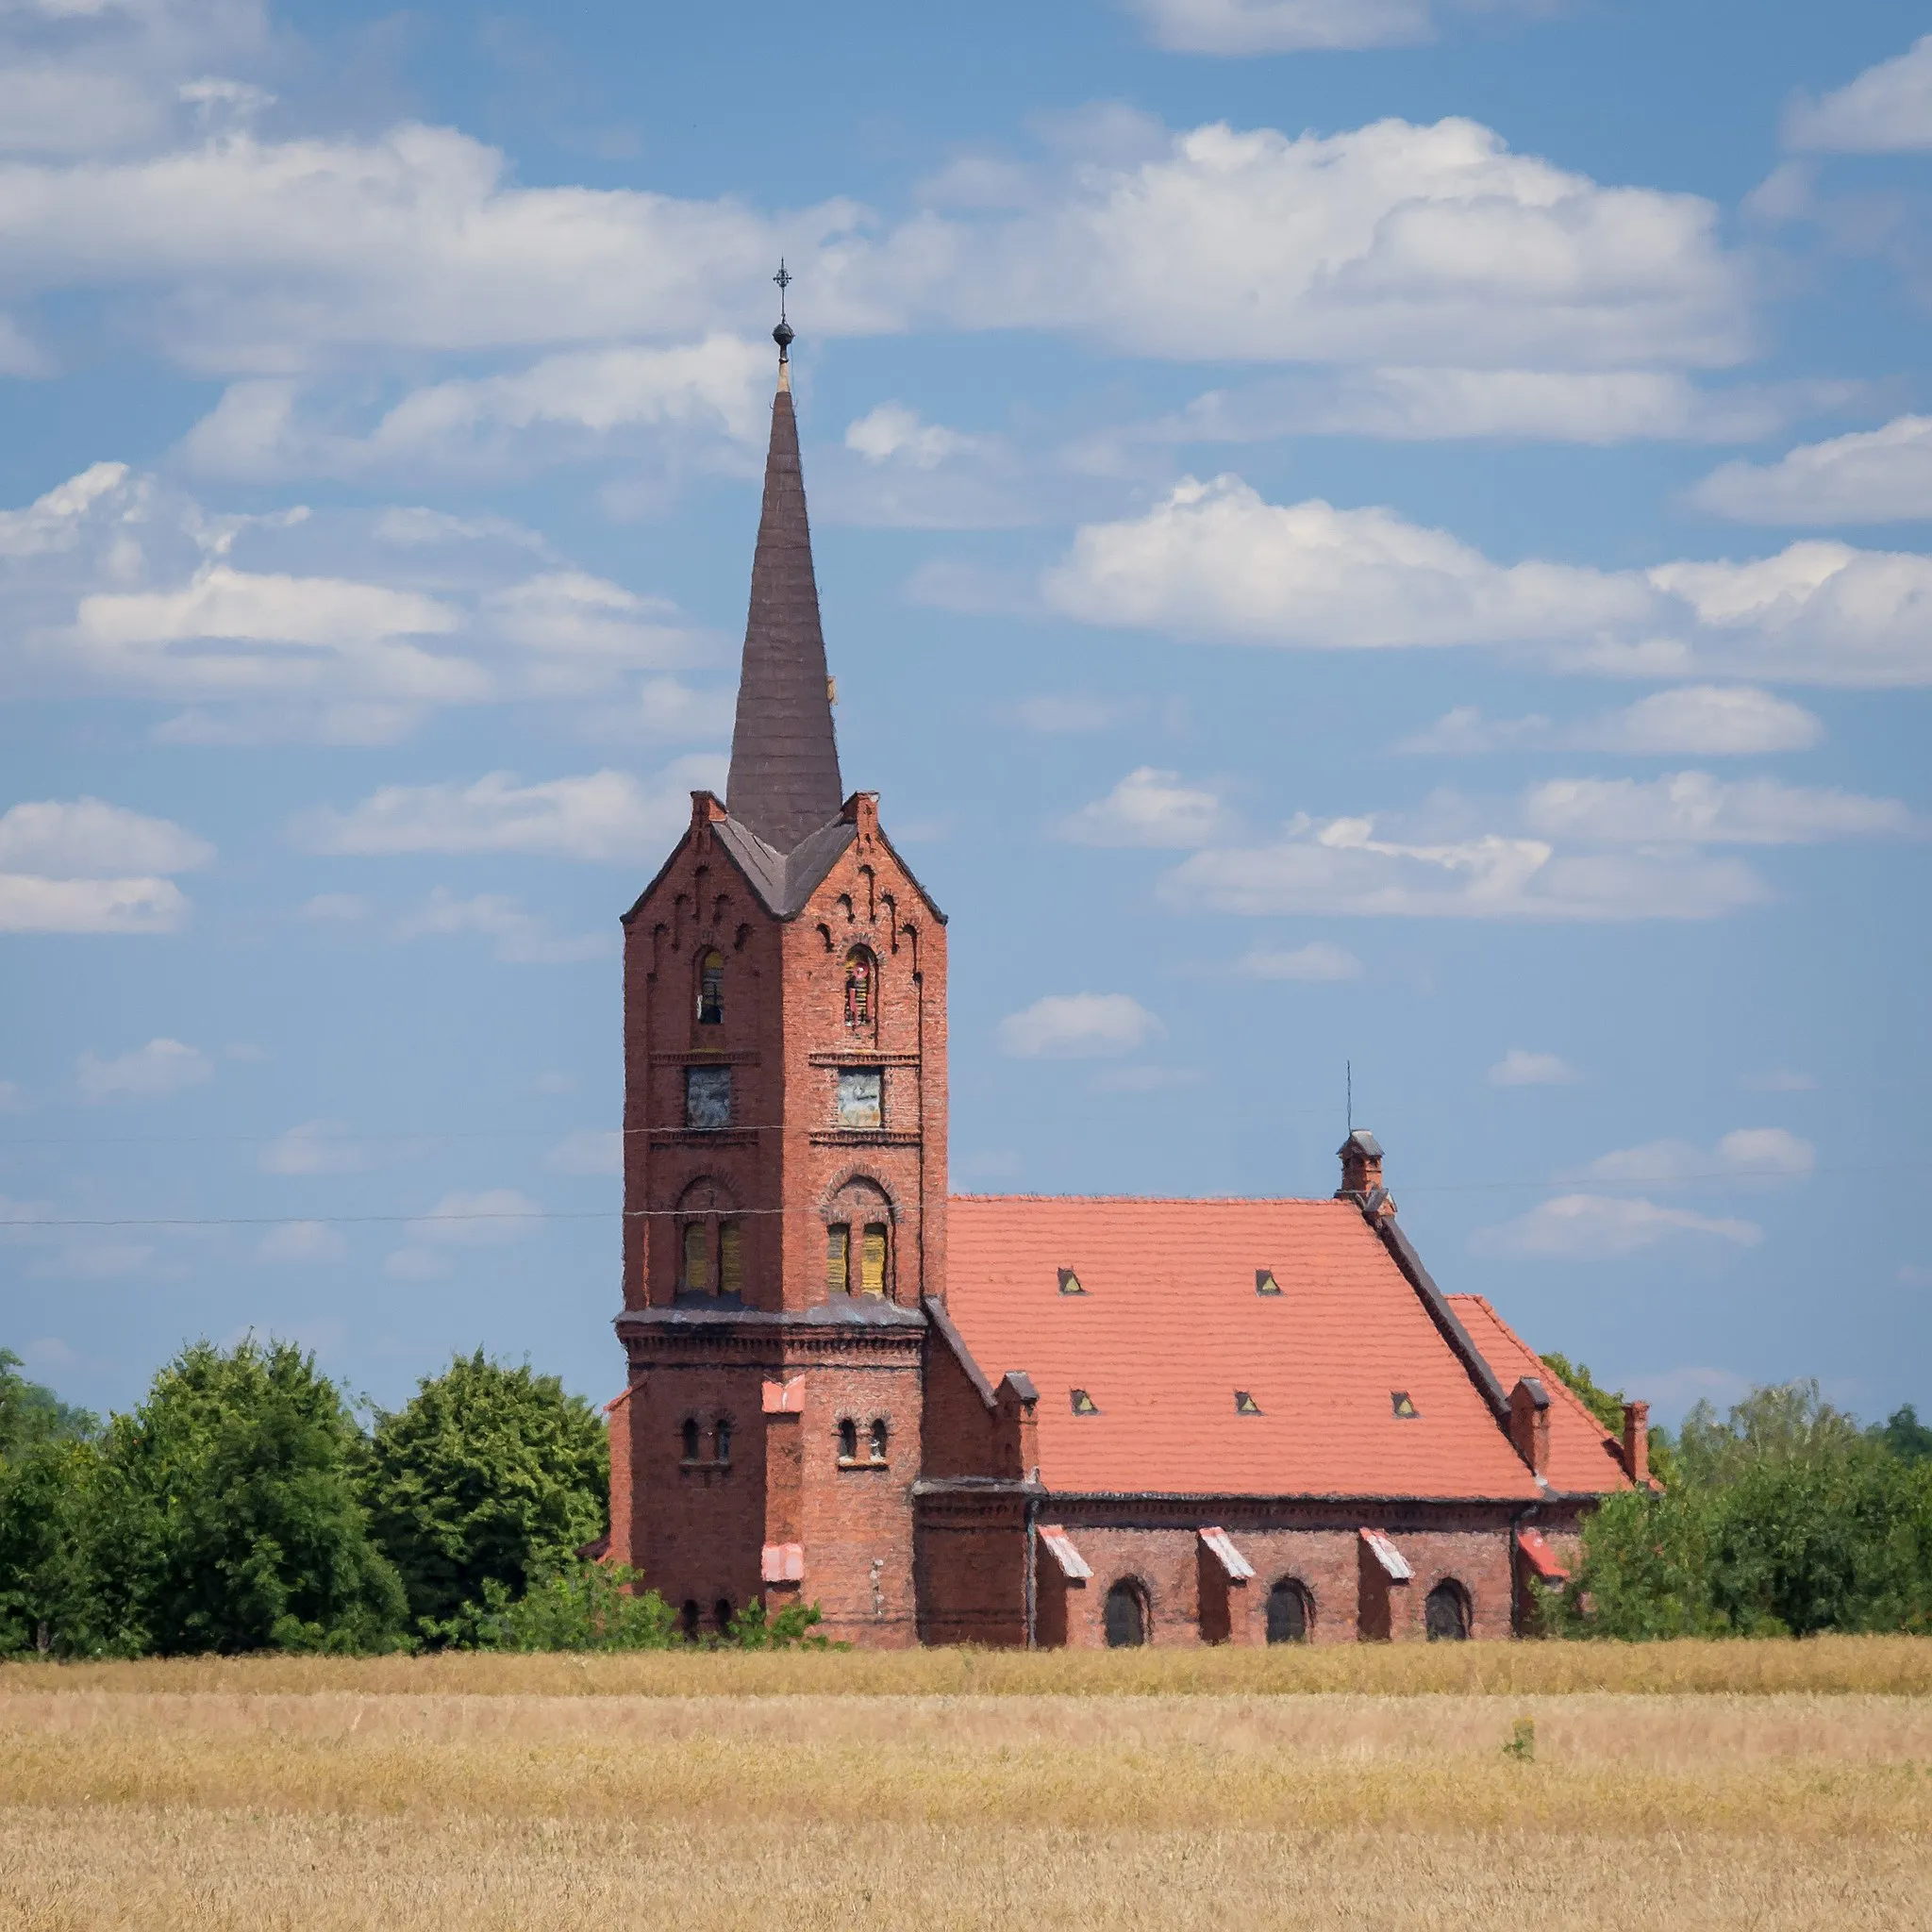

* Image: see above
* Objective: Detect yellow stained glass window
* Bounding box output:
[681,1221,709,1292]
[860,1224,887,1296]
[826,1224,850,1295]
[719,1220,742,1295]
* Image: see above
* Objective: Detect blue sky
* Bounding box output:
[3,0,1929,1428]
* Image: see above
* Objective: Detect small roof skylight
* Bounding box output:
[1070,1388,1099,1415]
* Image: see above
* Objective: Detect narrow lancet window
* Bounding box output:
[839,1418,858,1462]
[826,1224,850,1294]
[869,1418,889,1463]
[697,949,724,1025]
[719,1220,743,1295]
[681,1221,709,1293]
[843,948,874,1028]
[860,1223,888,1296]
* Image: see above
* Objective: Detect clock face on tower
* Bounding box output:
[685,1065,731,1130]
[836,1068,882,1128]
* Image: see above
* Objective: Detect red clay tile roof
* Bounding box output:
[945,1196,1541,1501]
[1446,1293,1634,1496]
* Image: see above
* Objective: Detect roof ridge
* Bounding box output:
[951,1192,1350,1206]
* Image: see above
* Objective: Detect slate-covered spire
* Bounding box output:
[724,307,843,854]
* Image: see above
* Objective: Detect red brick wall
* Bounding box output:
[1043,1521,1519,1647]
[613,791,944,1646]
[623,1363,771,1625]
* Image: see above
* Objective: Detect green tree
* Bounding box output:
[1539,1349,1676,1485]
[1557,1381,1932,1640]
[1874,1404,1932,1464]
[480,1560,677,1652]
[85,1338,408,1656]
[0,1347,99,1453]
[363,1351,608,1641]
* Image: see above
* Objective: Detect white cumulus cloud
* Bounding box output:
[844,404,976,469]
[183,336,772,481]
[1489,1048,1578,1087]
[1045,477,1650,649]
[392,890,610,967]
[1785,35,1932,153]
[545,1129,623,1176]
[297,761,723,863]
[258,1220,347,1263]
[404,1188,543,1246]
[1164,814,1768,922]
[1058,767,1229,848]
[1235,941,1363,981]
[1399,688,1823,758]
[1574,686,1824,756]
[1128,0,1434,53]
[75,1037,211,1103]
[1521,773,1912,845]
[997,992,1165,1058]
[1479,1192,1762,1257]
[0,796,211,874]
[1690,415,1932,525]
[1584,1127,1815,1186]
[259,1121,364,1175]
[1047,476,1932,687]
[0,795,208,934]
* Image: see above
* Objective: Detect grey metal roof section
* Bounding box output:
[710,809,857,919]
[924,1294,998,1409]
[1369,1210,1512,1421]
[1341,1128,1385,1160]
[724,375,844,854]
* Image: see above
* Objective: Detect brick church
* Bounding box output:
[600,319,1651,1648]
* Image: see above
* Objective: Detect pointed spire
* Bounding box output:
[724,304,842,854]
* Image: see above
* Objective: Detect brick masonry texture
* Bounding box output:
[602,360,1640,1649]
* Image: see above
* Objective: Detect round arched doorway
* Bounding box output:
[1265,1578,1312,1643]
[1104,1579,1148,1648]
[1425,1580,1471,1641]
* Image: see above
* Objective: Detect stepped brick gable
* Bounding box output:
[603,322,1641,1647]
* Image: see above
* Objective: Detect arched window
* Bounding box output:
[825,1224,850,1294]
[696,948,724,1025]
[719,1220,743,1296]
[1425,1580,1471,1641]
[860,1222,889,1297]
[680,1417,700,1462]
[714,1597,733,1635]
[681,1221,710,1293]
[1266,1578,1312,1644]
[838,1418,858,1463]
[1104,1579,1148,1649]
[869,1418,889,1463]
[680,1598,700,1641]
[715,1418,732,1464]
[843,947,875,1029]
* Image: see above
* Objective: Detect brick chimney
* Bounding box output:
[1622,1400,1650,1485]
[1336,1129,1385,1201]
[1508,1375,1552,1477]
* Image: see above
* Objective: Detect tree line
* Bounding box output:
[4,1339,1930,1656]
[0,1341,820,1657]
[1540,1354,1932,1638]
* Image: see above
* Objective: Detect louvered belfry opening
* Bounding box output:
[724,355,844,855]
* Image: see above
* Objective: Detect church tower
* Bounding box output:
[606,312,948,1646]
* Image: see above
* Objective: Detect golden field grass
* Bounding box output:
[4,1641,1929,1930]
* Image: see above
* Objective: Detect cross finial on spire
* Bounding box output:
[772,258,794,360]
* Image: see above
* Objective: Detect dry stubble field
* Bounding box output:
[3,1640,1929,1931]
